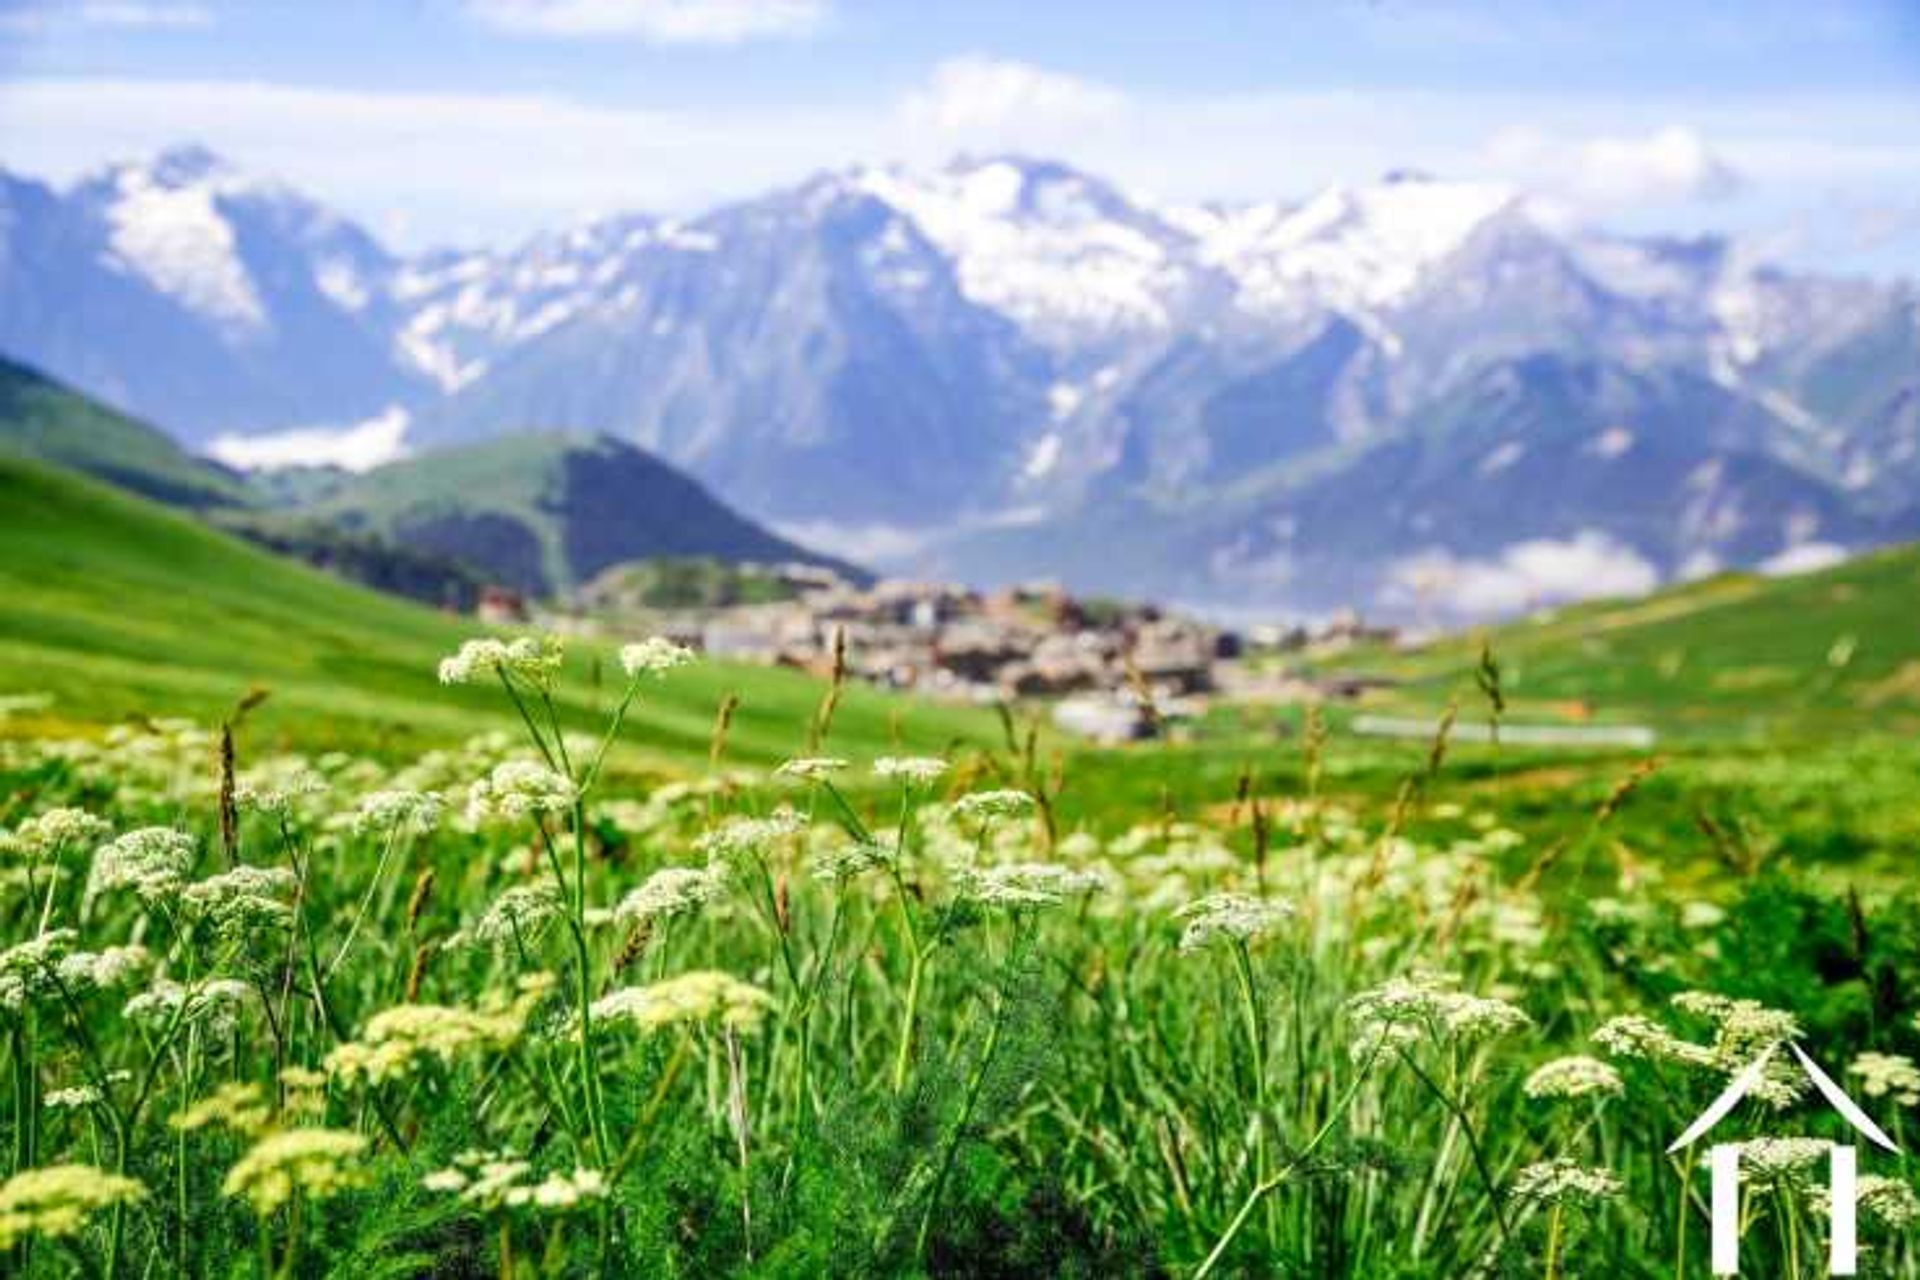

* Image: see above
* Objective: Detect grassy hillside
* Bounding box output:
[0,455,988,767]
[1341,543,1920,740]
[294,432,863,596]
[0,355,248,508]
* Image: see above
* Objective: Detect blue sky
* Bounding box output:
[3,0,1918,272]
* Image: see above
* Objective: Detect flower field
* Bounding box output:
[2,637,1918,1278]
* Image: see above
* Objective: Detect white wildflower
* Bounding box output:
[438,636,565,688]
[87,827,195,905]
[1851,1052,1920,1107]
[810,837,896,882]
[874,757,948,785]
[528,1167,607,1210]
[233,768,327,818]
[960,862,1105,910]
[952,790,1035,823]
[326,977,549,1084]
[591,971,773,1033]
[346,789,445,836]
[1851,1175,1920,1228]
[0,931,77,1011]
[1524,1055,1625,1101]
[124,979,252,1038]
[55,945,151,993]
[1671,991,1801,1055]
[696,811,803,862]
[612,866,727,927]
[1174,893,1295,953]
[182,866,295,934]
[43,1085,102,1111]
[1738,1137,1832,1186]
[775,757,848,781]
[4,809,111,860]
[1669,991,1805,1105]
[1680,901,1727,930]
[1509,1159,1623,1205]
[422,1150,606,1213]
[466,761,577,824]
[0,1164,147,1248]
[1591,1015,1717,1069]
[223,1128,368,1213]
[618,637,696,679]
[170,1082,274,1137]
[460,884,563,948]
[1349,972,1530,1060]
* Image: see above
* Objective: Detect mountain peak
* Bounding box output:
[942,152,1084,185]
[146,143,237,188]
[81,143,270,205]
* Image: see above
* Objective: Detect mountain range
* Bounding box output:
[3,144,1916,618]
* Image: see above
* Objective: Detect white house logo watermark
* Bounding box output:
[1667,1041,1899,1276]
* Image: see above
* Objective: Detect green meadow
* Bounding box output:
[0,456,991,771]
[4,452,1920,1277]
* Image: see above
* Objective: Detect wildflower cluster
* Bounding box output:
[1523,1055,1625,1101]
[0,1165,147,1249]
[959,861,1104,910]
[618,637,696,680]
[438,636,566,688]
[3,808,111,859]
[1,617,1904,1280]
[1508,1158,1623,1206]
[422,1150,608,1212]
[591,971,774,1033]
[612,865,728,927]
[1174,892,1294,953]
[222,1129,370,1214]
[327,976,550,1083]
[1348,971,1531,1059]
[466,760,577,823]
[345,788,445,835]
[86,827,195,905]
[874,756,948,784]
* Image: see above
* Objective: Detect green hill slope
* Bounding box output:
[1357,543,1920,740]
[293,432,863,596]
[0,455,986,766]
[0,356,248,508]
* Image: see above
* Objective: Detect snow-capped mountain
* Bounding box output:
[3,146,1916,617]
[0,146,426,435]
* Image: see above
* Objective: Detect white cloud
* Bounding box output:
[899,56,1126,137]
[78,2,213,26]
[770,519,933,566]
[0,78,858,244]
[1388,532,1661,616]
[1486,124,1742,208]
[0,1,211,31]
[1758,541,1849,577]
[207,406,411,473]
[465,0,824,43]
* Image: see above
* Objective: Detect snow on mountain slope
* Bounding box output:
[853,157,1199,347]
[94,150,269,337]
[1179,173,1517,318]
[4,146,423,436]
[386,214,733,391]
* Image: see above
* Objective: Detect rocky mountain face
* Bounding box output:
[4,145,1916,617]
